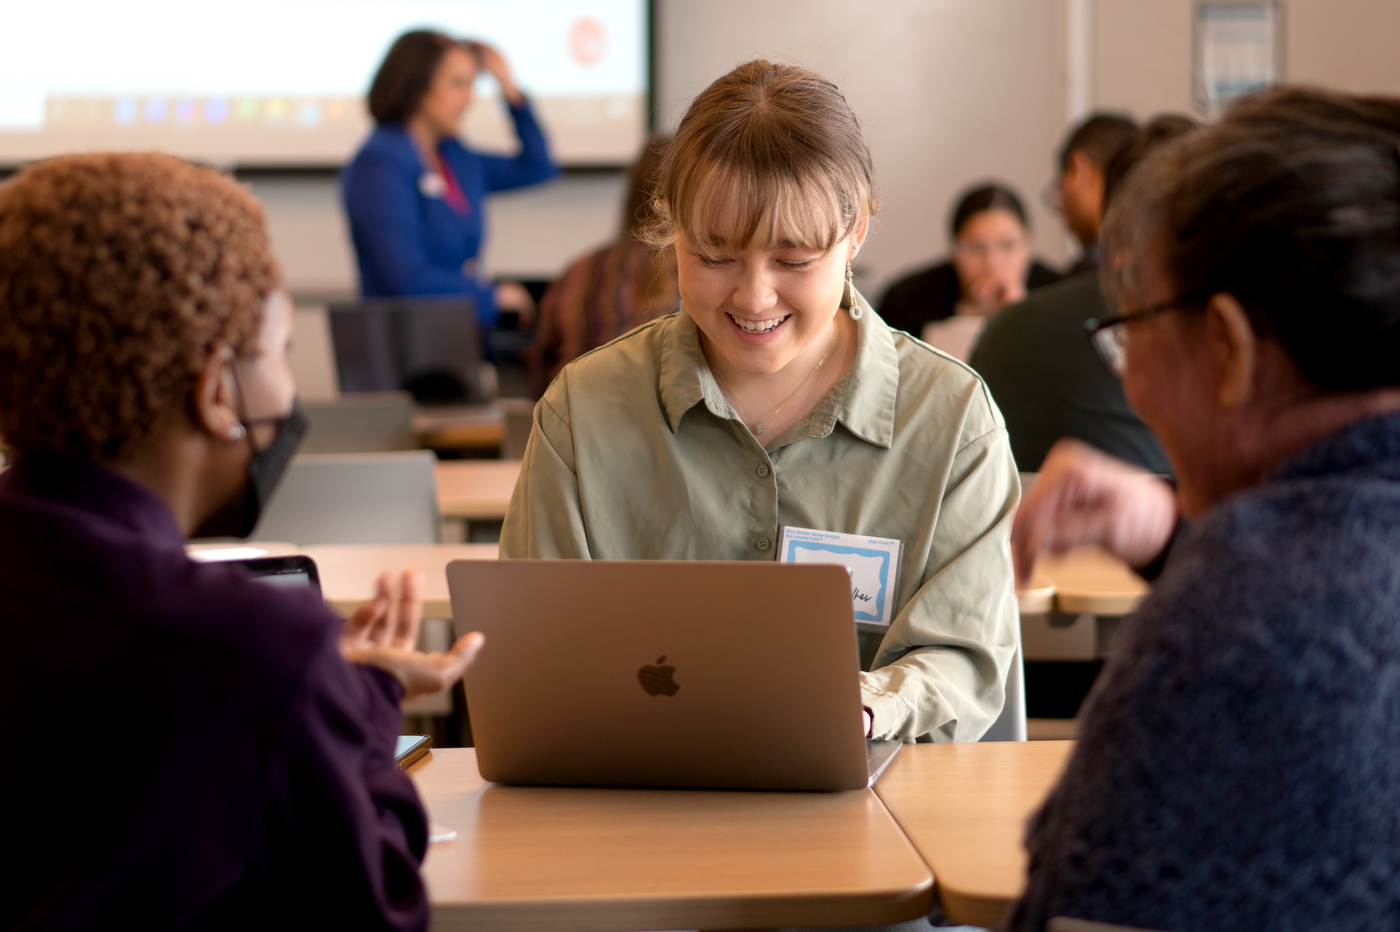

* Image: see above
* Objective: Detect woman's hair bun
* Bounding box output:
[1101,85,1400,392]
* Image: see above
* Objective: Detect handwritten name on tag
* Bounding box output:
[778,526,903,626]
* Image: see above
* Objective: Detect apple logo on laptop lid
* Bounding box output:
[638,656,679,696]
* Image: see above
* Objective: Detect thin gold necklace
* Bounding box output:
[712,325,840,436]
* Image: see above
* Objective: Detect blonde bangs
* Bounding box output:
[635,61,878,254]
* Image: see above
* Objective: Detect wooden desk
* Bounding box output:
[435,461,521,520]
[411,748,933,932]
[874,741,1074,928]
[1037,546,1149,615]
[415,404,506,452]
[1016,566,1056,615]
[300,543,498,618]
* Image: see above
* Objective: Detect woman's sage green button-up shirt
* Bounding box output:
[501,297,1020,741]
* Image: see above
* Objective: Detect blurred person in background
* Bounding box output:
[1007,88,1400,931]
[1048,112,1138,274]
[878,183,1059,360]
[342,30,558,327]
[971,115,1198,473]
[527,136,680,396]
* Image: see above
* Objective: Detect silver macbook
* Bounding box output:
[446,560,899,792]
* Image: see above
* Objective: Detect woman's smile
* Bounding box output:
[727,312,792,340]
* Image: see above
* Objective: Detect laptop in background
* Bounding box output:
[447,560,900,792]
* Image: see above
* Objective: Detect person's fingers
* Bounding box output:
[339,575,392,655]
[449,631,486,668]
[364,572,395,647]
[389,570,424,651]
[416,633,486,696]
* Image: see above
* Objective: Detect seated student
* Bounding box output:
[0,153,483,931]
[877,183,1059,360]
[526,135,680,396]
[1049,112,1138,274]
[502,61,1020,742]
[969,115,1197,473]
[1005,88,1400,931]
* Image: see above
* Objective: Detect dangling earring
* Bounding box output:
[847,260,862,320]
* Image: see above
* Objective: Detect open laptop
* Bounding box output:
[446,560,900,792]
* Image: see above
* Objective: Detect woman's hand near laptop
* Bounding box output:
[338,569,485,700]
[1012,439,1178,583]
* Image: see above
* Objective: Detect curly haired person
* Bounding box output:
[0,153,482,932]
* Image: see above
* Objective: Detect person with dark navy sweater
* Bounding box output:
[1007,88,1400,931]
[0,153,483,931]
[341,30,558,326]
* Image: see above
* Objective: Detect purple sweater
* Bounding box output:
[1007,412,1400,931]
[0,458,428,930]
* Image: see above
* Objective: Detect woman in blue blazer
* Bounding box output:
[342,31,558,325]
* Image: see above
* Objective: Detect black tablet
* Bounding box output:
[226,555,322,597]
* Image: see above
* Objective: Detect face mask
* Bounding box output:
[193,399,308,539]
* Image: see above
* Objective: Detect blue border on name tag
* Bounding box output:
[782,539,891,622]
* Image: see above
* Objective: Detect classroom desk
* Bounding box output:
[410,748,934,932]
[435,460,521,520]
[1036,546,1149,615]
[300,543,498,618]
[415,403,507,452]
[874,741,1075,928]
[1015,566,1056,615]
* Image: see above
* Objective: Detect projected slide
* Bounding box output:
[0,0,647,166]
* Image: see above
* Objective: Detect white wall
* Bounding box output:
[654,0,1069,296]
[1092,0,1400,120]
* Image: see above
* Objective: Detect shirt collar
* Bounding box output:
[656,291,899,449]
[0,455,188,548]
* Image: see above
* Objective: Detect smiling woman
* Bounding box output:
[501,60,1021,744]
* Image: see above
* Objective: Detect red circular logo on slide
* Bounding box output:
[569,17,607,66]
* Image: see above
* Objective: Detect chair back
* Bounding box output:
[981,631,1028,742]
[250,451,439,546]
[327,298,485,404]
[300,391,416,454]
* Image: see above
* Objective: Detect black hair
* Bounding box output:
[368,30,459,125]
[949,183,1029,239]
[1058,113,1138,172]
[1103,86,1400,392]
[1102,114,1200,211]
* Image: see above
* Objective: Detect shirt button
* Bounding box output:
[756,537,771,552]
[756,464,770,478]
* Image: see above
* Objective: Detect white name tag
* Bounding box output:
[778,526,903,626]
[418,172,446,198]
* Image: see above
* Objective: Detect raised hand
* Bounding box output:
[467,41,523,106]
[338,570,424,656]
[339,569,486,700]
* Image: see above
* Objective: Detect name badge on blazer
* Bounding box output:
[778,526,904,627]
[418,172,447,198]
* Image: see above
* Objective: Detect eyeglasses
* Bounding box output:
[1040,176,1064,215]
[1084,298,1199,376]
